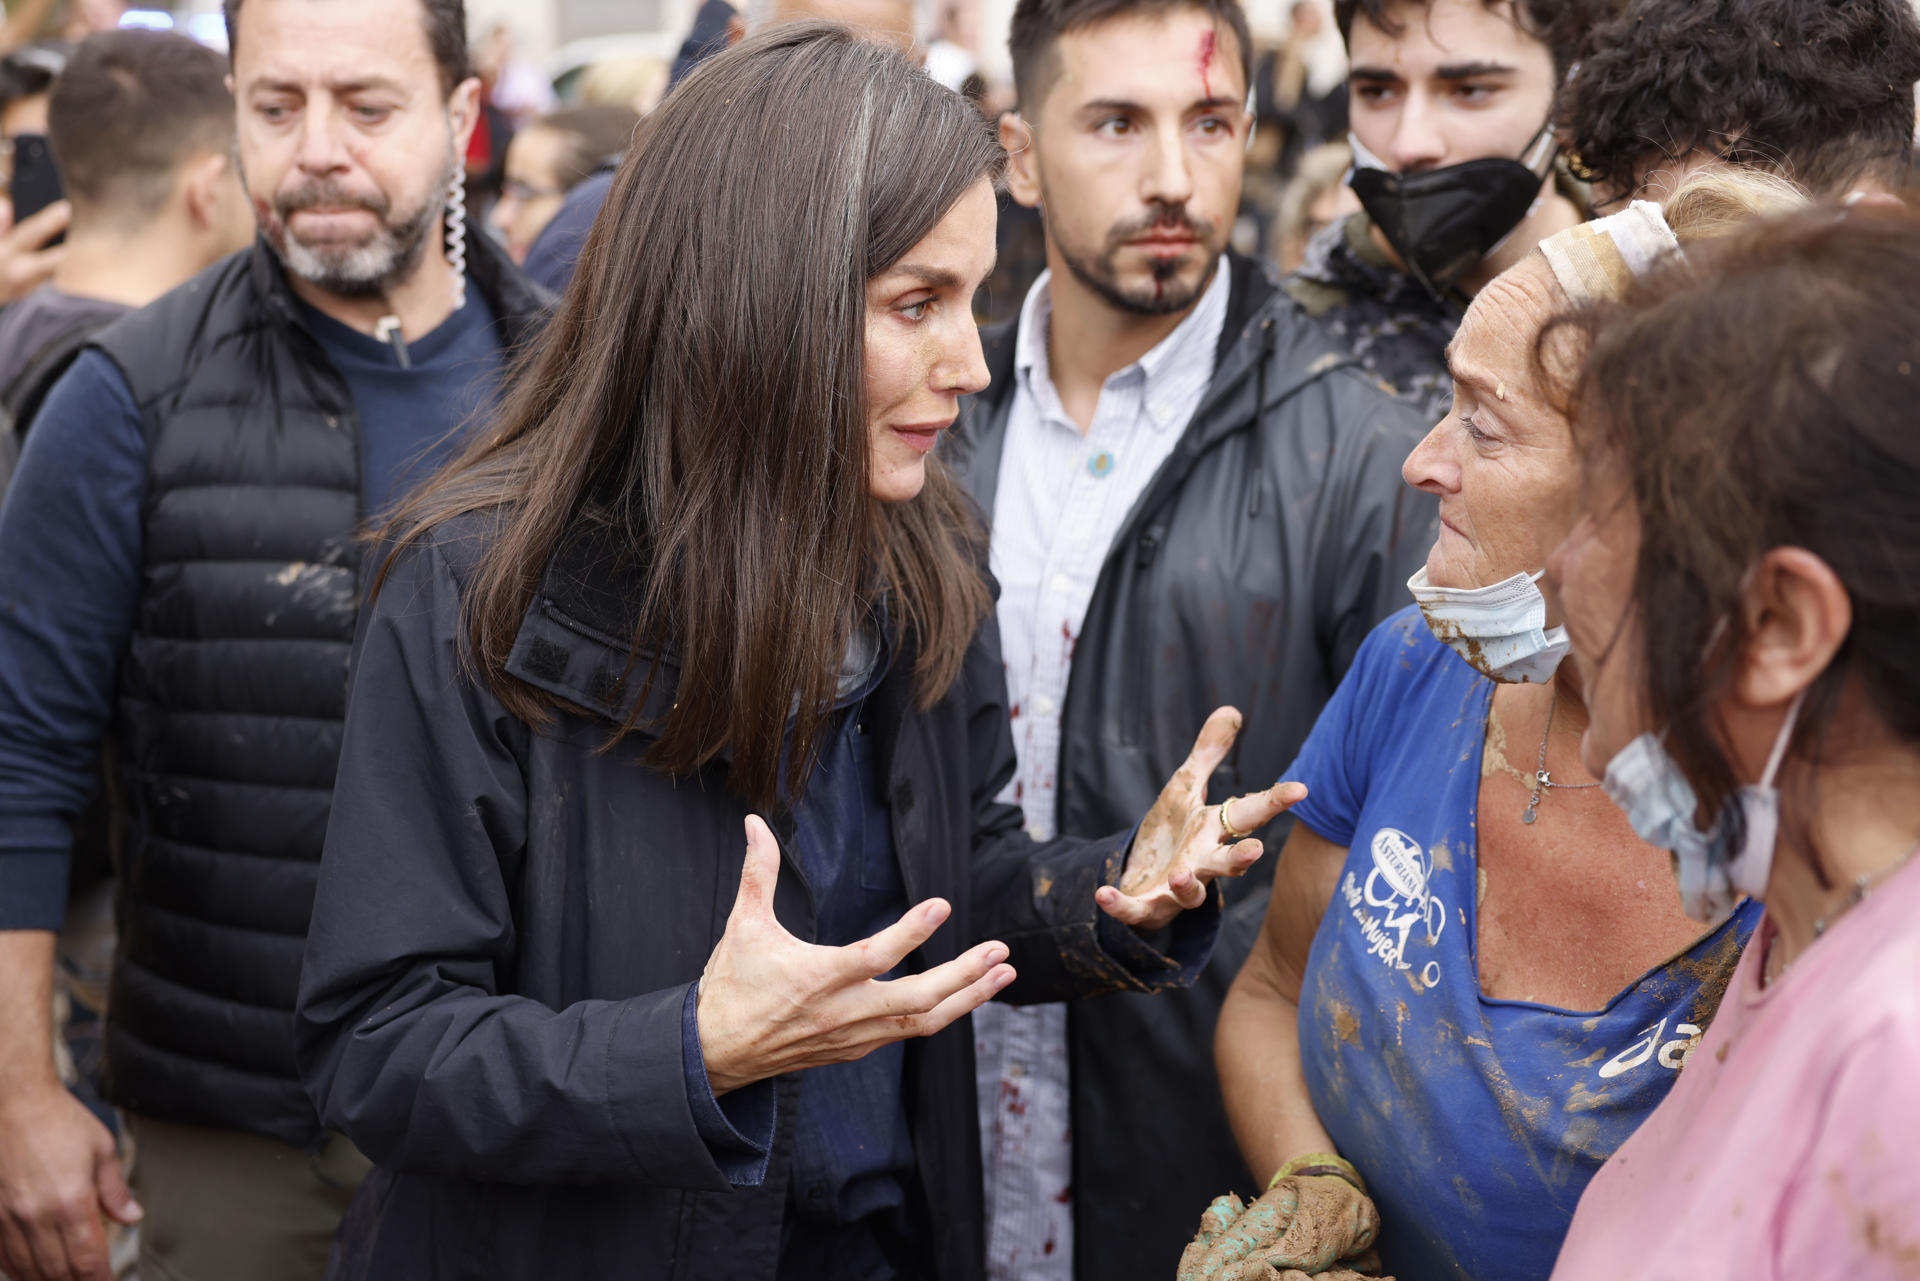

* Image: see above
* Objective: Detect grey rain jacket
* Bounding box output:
[294,515,1218,1281]
[946,251,1437,1280]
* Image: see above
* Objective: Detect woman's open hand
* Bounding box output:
[1098,706,1308,933]
[695,816,1016,1094]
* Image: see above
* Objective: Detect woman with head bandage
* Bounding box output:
[1545,199,1920,1281]
[1196,170,1806,1281]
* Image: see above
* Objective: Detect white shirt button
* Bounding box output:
[1034,694,1056,717]
[1026,822,1048,841]
[1049,573,1072,595]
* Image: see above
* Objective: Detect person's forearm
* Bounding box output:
[0,931,59,1098]
[1217,970,1337,1185]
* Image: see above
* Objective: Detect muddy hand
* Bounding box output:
[696,816,1016,1094]
[1185,1175,1380,1281]
[1177,1185,1298,1281]
[1097,706,1307,932]
[1177,1193,1247,1281]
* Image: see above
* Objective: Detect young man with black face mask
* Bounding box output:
[1285,0,1586,421]
[946,0,1436,1277]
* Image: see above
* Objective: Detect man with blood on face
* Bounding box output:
[945,0,1435,1276]
[1006,8,1239,324]
[0,2,547,1279]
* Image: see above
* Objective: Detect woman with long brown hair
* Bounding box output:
[291,24,1294,1281]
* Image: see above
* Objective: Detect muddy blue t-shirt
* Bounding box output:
[1282,607,1759,1281]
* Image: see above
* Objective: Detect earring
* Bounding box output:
[445,167,469,311]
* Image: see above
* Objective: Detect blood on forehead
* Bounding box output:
[1197,28,1216,98]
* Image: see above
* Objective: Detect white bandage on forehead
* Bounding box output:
[1537,200,1682,303]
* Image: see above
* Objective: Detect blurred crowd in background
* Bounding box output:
[0,0,1365,321]
[0,0,1917,1280]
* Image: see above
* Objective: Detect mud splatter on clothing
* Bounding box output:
[1284,214,1464,424]
[1554,856,1920,1279]
[1282,608,1759,1280]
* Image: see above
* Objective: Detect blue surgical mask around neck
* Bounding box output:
[1601,690,1806,925]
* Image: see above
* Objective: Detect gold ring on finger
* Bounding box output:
[1218,798,1252,841]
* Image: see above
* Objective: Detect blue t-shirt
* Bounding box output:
[295,289,503,518]
[1283,607,1759,1281]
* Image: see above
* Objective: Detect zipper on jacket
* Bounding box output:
[1120,524,1167,747]
[1246,317,1274,518]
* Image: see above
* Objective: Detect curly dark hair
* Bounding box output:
[1560,0,1920,200]
[1333,0,1601,80]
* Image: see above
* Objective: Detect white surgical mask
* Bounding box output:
[1601,690,1805,925]
[1408,566,1569,684]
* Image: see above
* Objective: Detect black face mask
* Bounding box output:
[1347,123,1558,301]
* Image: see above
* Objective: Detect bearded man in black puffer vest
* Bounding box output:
[0,2,548,1279]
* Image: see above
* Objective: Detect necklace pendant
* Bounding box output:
[1522,793,1540,824]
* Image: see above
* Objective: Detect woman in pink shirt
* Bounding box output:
[1545,206,1920,1279]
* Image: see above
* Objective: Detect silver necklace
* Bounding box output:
[1768,842,1920,983]
[1522,694,1601,824]
[1812,841,1920,938]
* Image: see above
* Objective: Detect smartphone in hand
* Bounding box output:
[9,134,64,244]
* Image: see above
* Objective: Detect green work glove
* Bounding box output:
[1175,1159,1385,1281]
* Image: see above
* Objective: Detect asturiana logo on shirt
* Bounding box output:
[1341,827,1447,989]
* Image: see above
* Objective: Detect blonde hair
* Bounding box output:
[576,54,670,115]
[1660,166,1811,244]
[1533,166,1812,305]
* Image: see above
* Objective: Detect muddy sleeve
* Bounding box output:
[956,596,1219,1003]
[294,538,744,1190]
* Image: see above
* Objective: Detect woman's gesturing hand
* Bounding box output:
[1097,706,1309,933]
[696,815,1016,1095]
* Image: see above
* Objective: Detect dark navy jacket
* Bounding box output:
[295,513,1216,1281]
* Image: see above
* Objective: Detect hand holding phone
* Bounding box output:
[9,135,63,231]
[0,135,69,305]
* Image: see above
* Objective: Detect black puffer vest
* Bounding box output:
[90,236,548,1146]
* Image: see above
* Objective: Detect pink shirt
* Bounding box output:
[1551,853,1920,1281]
